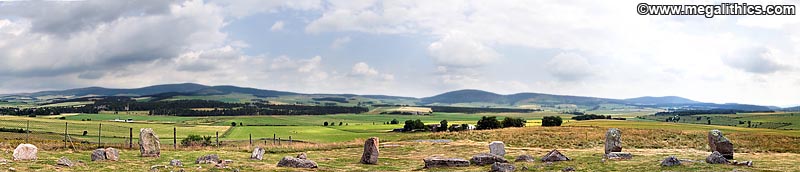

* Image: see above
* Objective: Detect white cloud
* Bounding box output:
[270,20,284,31]
[330,36,351,49]
[427,32,500,68]
[350,62,394,81]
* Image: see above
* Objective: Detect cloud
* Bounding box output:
[0,0,227,77]
[330,36,351,49]
[723,47,792,74]
[350,62,394,81]
[546,52,594,81]
[0,0,176,36]
[208,0,321,18]
[270,20,285,31]
[427,32,499,68]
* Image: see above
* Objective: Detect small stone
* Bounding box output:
[91,149,107,161]
[296,152,307,159]
[277,156,318,168]
[489,141,506,156]
[104,148,120,161]
[515,155,535,162]
[541,149,570,162]
[661,156,681,166]
[731,160,753,167]
[224,160,233,164]
[56,157,74,167]
[705,151,729,164]
[423,157,470,168]
[170,159,183,167]
[562,167,576,172]
[470,153,508,166]
[490,162,515,172]
[605,152,633,160]
[8,167,15,171]
[196,154,220,164]
[250,147,265,160]
[12,144,38,161]
[360,137,379,164]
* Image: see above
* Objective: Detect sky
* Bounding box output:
[0,0,798,106]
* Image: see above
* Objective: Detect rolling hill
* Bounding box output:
[0,84,780,111]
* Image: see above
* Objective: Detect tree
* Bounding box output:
[390,119,399,124]
[403,119,425,132]
[476,116,501,130]
[439,120,448,132]
[542,116,562,126]
[339,122,343,126]
[324,121,329,126]
[231,122,237,127]
[707,119,711,125]
[461,123,469,130]
[239,122,243,126]
[501,117,526,128]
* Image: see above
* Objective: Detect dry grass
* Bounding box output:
[429,125,800,153]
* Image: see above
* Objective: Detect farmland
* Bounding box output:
[1,105,800,171]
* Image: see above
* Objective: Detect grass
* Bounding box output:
[224,125,415,143]
[1,139,798,171]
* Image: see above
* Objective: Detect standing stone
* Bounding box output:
[250,147,265,160]
[423,157,470,168]
[91,149,107,161]
[660,156,681,166]
[196,154,220,164]
[541,149,570,162]
[707,130,733,159]
[360,137,379,164]
[12,144,38,161]
[139,128,161,157]
[471,153,508,166]
[490,162,515,172]
[515,155,535,162]
[169,159,183,167]
[605,128,622,154]
[56,157,74,167]
[489,141,506,156]
[705,151,729,164]
[104,148,120,161]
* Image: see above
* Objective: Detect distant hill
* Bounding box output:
[21,83,209,97]
[1,84,778,112]
[784,106,800,112]
[624,96,700,104]
[420,89,622,106]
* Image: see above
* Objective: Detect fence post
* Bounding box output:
[64,122,68,149]
[289,136,292,145]
[216,131,219,148]
[173,127,177,149]
[249,133,252,147]
[278,137,281,146]
[129,128,133,149]
[25,120,29,143]
[98,123,102,148]
[273,133,276,145]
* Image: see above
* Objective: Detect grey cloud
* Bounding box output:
[723,47,791,74]
[0,0,179,36]
[0,0,227,78]
[546,52,594,81]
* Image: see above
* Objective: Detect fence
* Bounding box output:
[0,119,302,151]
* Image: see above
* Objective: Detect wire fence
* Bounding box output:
[0,119,307,151]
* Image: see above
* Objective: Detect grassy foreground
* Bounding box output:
[1,139,798,171]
